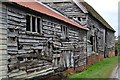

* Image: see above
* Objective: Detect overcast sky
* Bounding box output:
[84,0,119,36]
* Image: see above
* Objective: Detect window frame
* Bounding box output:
[26,14,42,34]
[61,25,68,38]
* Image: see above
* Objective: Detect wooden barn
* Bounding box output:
[0,0,115,79]
[41,0,115,63]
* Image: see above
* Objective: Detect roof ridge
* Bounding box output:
[81,2,115,32]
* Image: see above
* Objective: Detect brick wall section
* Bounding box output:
[64,64,86,76]
[86,54,104,66]
[108,50,115,57]
[105,50,115,57]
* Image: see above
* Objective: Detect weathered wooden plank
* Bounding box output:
[65,12,86,16]
[0,54,8,60]
[0,70,7,76]
[8,33,18,38]
[8,43,17,47]
[0,49,7,55]
[19,38,40,43]
[8,16,26,23]
[0,65,8,71]
[26,67,53,78]
[0,45,7,50]
[7,20,26,27]
[0,29,7,35]
[7,7,25,16]
[8,71,26,78]
[7,11,25,19]
[53,54,60,58]
[43,29,54,34]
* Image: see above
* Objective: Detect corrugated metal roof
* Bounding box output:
[8,0,88,30]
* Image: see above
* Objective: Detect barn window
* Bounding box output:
[26,15,31,31]
[32,16,36,32]
[82,18,86,21]
[26,15,42,33]
[37,18,41,33]
[78,17,81,21]
[90,36,94,51]
[78,17,86,22]
[61,25,68,38]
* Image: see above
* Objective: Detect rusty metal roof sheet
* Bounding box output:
[8,0,88,30]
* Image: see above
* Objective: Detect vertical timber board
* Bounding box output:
[0,2,8,79]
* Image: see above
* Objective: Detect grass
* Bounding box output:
[68,56,119,79]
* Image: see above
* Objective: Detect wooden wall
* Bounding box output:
[4,3,87,79]
[44,1,107,56]
[0,2,8,79]
[87,15,106,55]
[44,2,88,27]
[0,1,115,79]
[106,29,115,49]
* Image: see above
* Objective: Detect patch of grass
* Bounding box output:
[68,56,119,79]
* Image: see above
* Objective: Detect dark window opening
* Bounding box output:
[90,36,94,51]
[12,37,16,41]
[61,25,68,38]
[82,18,86,21]
[65,27,68,37]
[26,15,31,31]
[32,16,36,32]
[93,25,96,28]
[17,57,23,61]
[57,57,60,65]
[78,17,81,21]
[26,15,42,33]
[27,57,31,60]
[18,44,23,50]
[8,59,11,62]
[37,18,40,33]
[61,26,68,38]
[9,28,14,32]
[61,25,63,32]
[33,57,37,59]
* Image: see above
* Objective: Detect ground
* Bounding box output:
[68,56,119,79]
[110,63,120,79]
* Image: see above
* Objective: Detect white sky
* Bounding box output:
[85,0,119,36]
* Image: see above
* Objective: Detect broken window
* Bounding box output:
[26,15,42,33]
[61,25,68,38]
[90,36,94,51]
[78,17,81,21]
[78,17,86,22]
[26,15,31,31]
[32,16,36,32]
[17,57,23,61]
[82,18,86,21]
[37,18,41,33]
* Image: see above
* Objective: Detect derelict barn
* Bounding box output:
[42,0,115,57]
[0,0,88,79]
[0,0,115,79]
